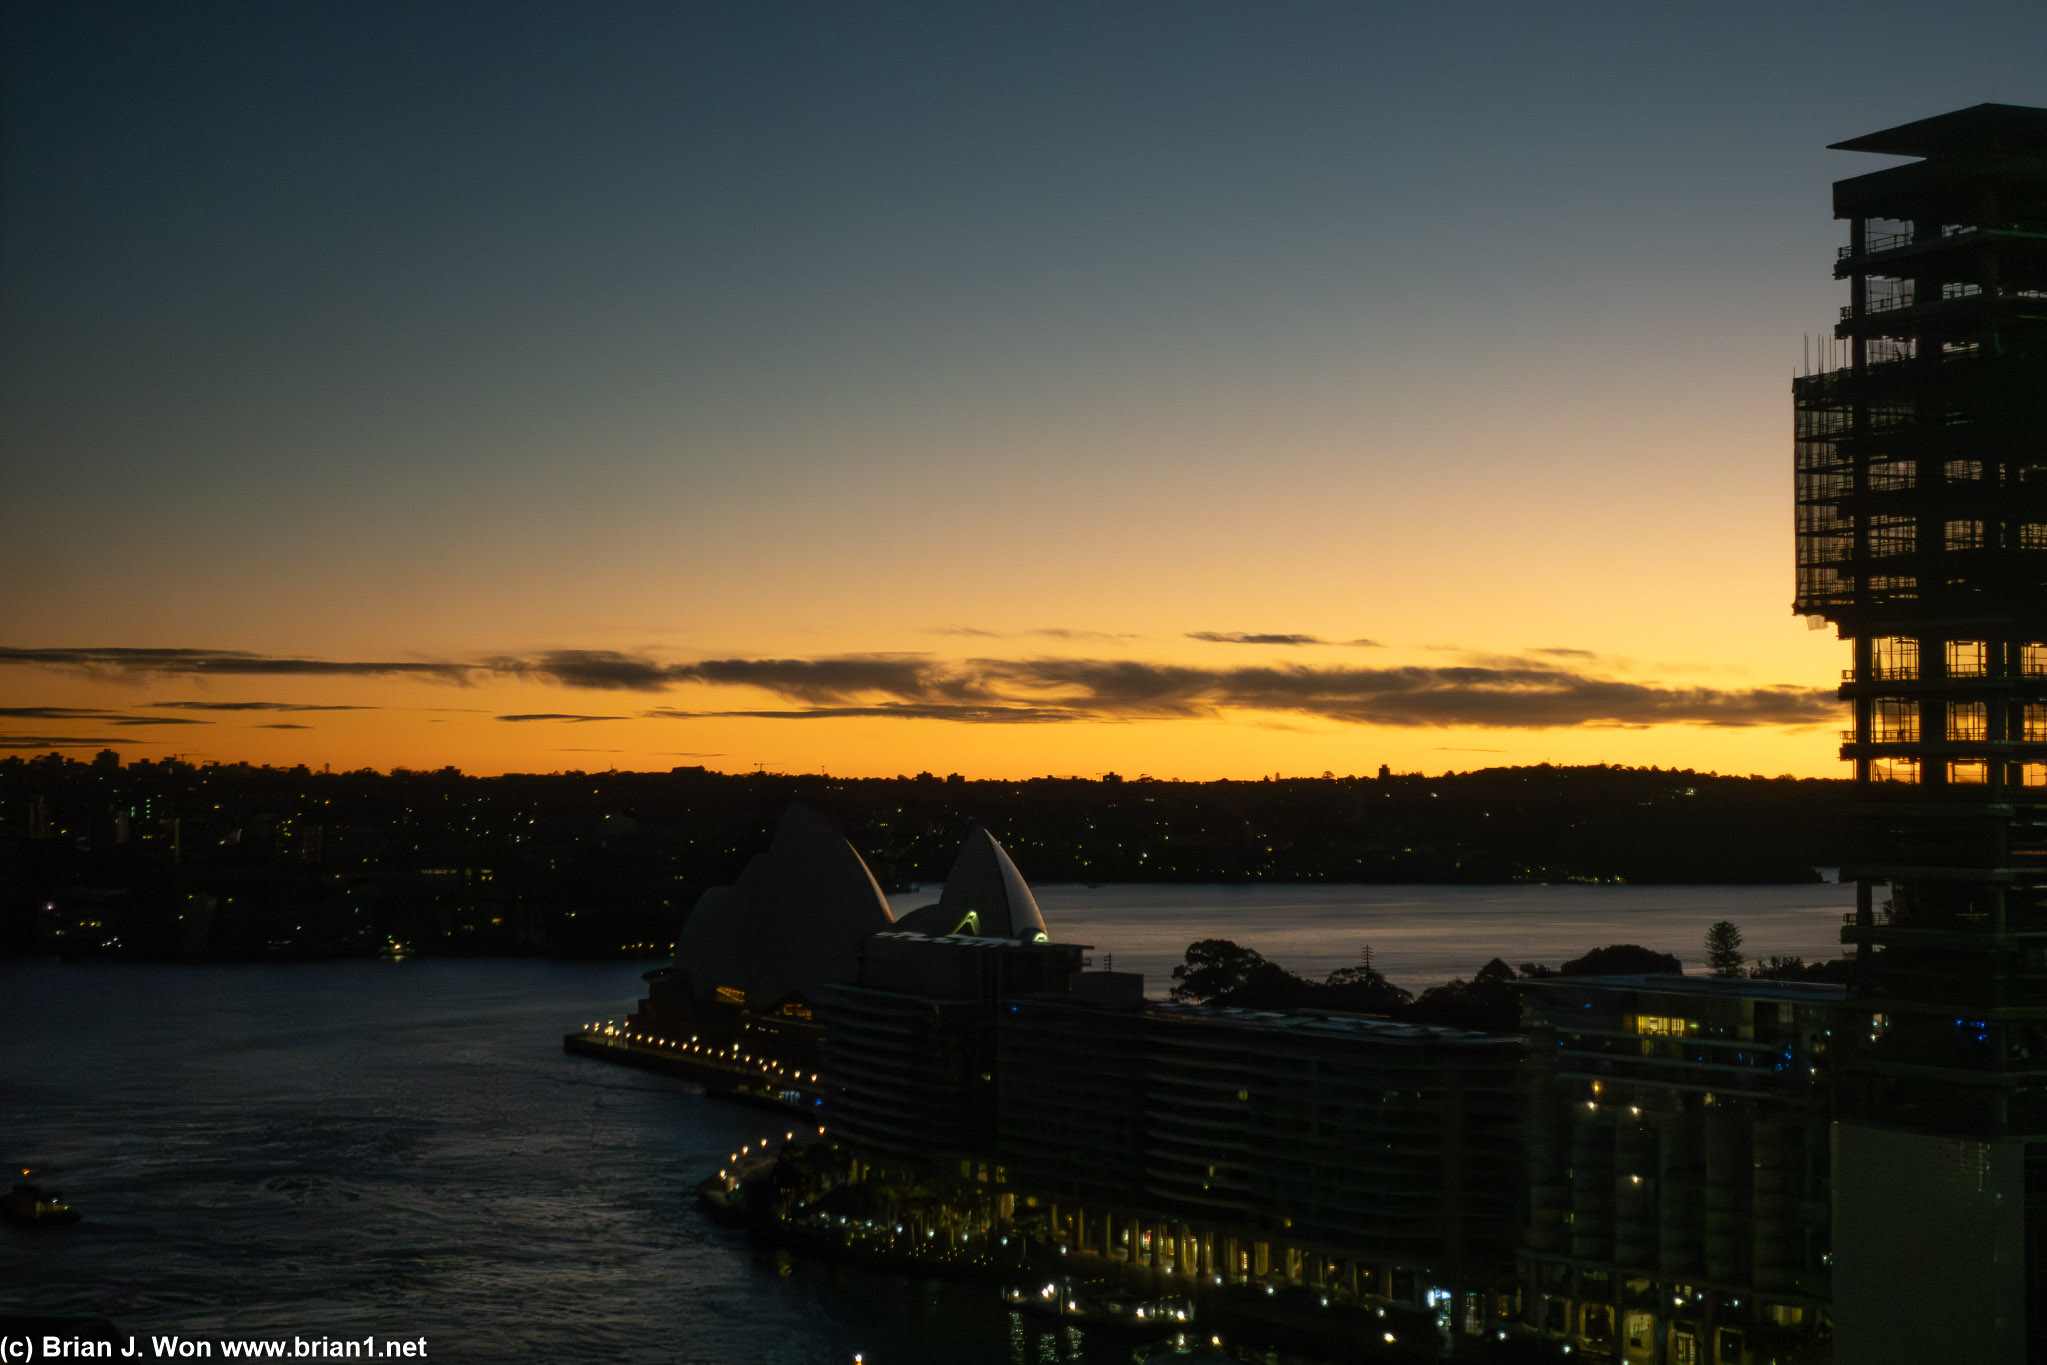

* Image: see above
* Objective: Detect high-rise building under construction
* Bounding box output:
[1792,102,2047,1363]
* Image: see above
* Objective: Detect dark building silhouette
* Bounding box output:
[1792,103,2047,1363]
[1518,976,1841,1362]
[818,931,1087,1163]
[1000,993,1525,1327]
[817,930,1526,1349]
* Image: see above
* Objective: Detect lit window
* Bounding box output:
[1947,640,1989,677]
[1871,698,1918,743]
[1944,520,1985,550]
[1630,1015,1695,1037]
[714,986,746,1005]
[1948,702,1988,741]
[2021,764,2047,789]
[1870,636,1919,680]
[2025,644,2047,676]
[1871,757,1920,784]
[1868,518,1915,557]
[2025,704,2047,743]
[2019,524,2047,550]
[1949,760,1989,786]
[1944,459,1984,482]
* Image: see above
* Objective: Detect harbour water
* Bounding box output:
[3,883,1854,1363]
[895,880,1857,996]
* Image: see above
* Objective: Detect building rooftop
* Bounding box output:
[1143,1000,1518,1047]
[1828,102,2047,158]
[867,929,1085,950]
[1522,973,1848,1005]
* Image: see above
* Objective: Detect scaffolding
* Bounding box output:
[1794,104,2047,1143]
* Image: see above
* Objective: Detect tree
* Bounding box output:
[1747,955,1853,984]
[1171,938,1412,1012]
[1559,943,1683,976]
[1404,958,1522,1033]
[1170,939,1273,1004]
[1320,964,1413,1015]
[1705,920,1745,976]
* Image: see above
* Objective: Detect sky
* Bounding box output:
[3,1,2042,779]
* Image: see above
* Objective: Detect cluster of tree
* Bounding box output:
[1164,923,1860,1035]
[1700,919,1855,984]
[1166,937,1690,1034]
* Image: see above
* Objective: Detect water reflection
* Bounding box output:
[0,961,1134,1364]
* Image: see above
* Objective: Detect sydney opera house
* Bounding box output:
[622,803,1054,1076]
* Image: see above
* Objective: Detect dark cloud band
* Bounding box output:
[0,734,173,749]
[1187,631,1385,647]
[0,647,470,682]
[148,701,374,712]
[1,644,1839,731]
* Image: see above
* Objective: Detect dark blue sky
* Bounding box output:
[2,1,2041,777]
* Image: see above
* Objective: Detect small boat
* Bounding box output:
[4,1181,81,1226]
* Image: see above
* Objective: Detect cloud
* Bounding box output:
[489,650,679,691]
[259,723,313,729]
[651,655,1838,730]
[2,642,1840,732]
[2,705,220,728]
[1200,664,1837,729]
[0,646,470,682]
[1530,646,1599,660]
[148,701,373,712]
[1187,632,1385,648]
[646,702,1084,724]
[1188,631,1329,646]
[674,654,973,704]
[1031,627,1137,641]
[983,658,1212,712]
[0,734,169,749]
[0,707,219,726]
[929,626,1136,641]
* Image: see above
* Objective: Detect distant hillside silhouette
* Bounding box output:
[1,756,1850,961]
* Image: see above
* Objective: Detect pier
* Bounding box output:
[561,1021,824,1113]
